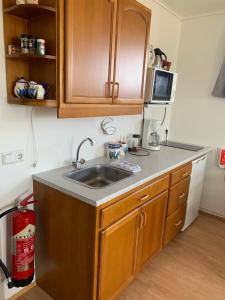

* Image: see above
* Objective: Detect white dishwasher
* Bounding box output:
[182,155,207,231]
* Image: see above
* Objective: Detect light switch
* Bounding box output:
[1,150,25,165]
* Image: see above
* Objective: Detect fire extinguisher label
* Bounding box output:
[12,224,35,272]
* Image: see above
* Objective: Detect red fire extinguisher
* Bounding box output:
[0,193,37,289]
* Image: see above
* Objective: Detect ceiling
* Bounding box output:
[160,0,225,18]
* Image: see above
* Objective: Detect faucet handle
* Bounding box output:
[80,158,85,165]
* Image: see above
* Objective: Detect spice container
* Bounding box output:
[132,134,141,151]
[21,34,29,54]
[37,39,45,55]
[28,35,37,54]
[107,143,121,159]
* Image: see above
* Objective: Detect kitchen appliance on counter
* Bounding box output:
[145,67,177,105]
[182,155,207,231]
[142,119,161,150]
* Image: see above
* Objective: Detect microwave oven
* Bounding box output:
[144,67,178,105]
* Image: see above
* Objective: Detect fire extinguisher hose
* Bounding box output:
[0,259,14,288]
[0,207,18,289]
[0,207,18,219]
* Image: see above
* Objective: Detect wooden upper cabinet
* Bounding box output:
[98,209,139,300]
[113,0,151,104]
[137,191,168,270]
[65,0,116,104]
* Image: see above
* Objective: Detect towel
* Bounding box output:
[212,58,225,98]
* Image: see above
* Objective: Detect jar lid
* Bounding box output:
[108,143,121,149]
[21,34,28,37]
[133,134,141,138]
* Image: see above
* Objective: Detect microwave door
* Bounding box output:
[153,71,173,102]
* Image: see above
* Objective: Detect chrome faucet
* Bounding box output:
[73,138,94,169]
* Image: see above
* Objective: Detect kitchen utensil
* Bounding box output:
[152,48,167,68]
[14,77,28,98]
[27,81,49,99]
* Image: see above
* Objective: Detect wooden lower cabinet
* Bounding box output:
[136,191,168,270]
[98,209,139,300]
[34,163,192,300]
[164,203,187,246]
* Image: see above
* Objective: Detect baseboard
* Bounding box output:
[7,282,36,300]
[200,210,225,222]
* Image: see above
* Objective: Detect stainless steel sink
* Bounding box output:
[66,164,133,189]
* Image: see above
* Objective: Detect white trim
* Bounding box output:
[200,208,225,220]
[150,0,183,20]
[152,0,225,21]
[183,9,225,20]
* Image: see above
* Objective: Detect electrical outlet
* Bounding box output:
[1,150,25,165]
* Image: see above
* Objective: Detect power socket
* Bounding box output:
[1,150,25,165]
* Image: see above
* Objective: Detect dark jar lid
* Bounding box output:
[28,34,37,39]
[21,34,28,38]
[133,134,141,138]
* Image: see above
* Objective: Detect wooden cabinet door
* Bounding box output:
[98,209,139,300]
[137,191,168,270]
[65,0,116,104]
[113,0,151,104]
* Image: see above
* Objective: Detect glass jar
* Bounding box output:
[28,35,37,54]
[37,39,45,55]
[21,34,29,54]
[107,143,121,159]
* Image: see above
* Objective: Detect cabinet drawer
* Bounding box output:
[100,175,170,229]
[167,176,190,216]
[171,164,192,186]
[164,203,186,245]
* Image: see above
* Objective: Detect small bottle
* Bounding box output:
[37,39,45,55]
[21,34,29,54]
[28,35,37,54]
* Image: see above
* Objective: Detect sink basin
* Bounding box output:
[66,164,133,189]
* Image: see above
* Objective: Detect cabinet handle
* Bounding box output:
[175,220,182,227]
[106,82,113,97]
[140,194,149,201]
[178,193,185,199]
[139,213,144,228]
[143,212,147,227]
[114,82,119,98]
[182,172,189,177]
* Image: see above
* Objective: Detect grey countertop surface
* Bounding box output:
[33,146,211,207]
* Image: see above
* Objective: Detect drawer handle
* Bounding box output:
[140,195,149,201]
[175,220,182,227]
[178,193,185,199]
[182,172,189,177]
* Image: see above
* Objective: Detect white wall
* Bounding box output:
[169,13,225,217]
[0,1,181,298]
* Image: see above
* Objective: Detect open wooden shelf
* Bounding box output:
[3,4,56,19]
[6,54,56,60]
[8,96,57,107]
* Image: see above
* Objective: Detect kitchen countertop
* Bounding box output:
[33,146,211,207]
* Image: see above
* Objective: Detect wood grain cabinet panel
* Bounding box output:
[65,0,115,104]
[171,163,192,186]
[98,209,139,300]
[113,0,151,104]
[100,175,169,229]
[167,176,190,216]
[137,191,168,270]
[164,203,187,246]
